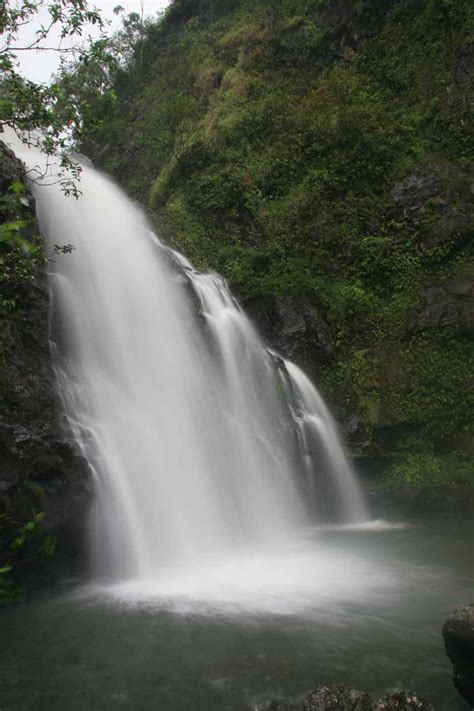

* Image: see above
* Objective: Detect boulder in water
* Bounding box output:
[442,604,474,707]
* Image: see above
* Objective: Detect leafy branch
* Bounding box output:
[0,1,110,194]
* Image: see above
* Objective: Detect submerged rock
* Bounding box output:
[257,685,434,711]
[442,604,474,707]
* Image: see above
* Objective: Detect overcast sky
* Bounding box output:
[14,1,171,84]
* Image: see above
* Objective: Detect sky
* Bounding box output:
[13,1,171,83]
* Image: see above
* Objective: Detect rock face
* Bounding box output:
[407,280,474,336]
[258,685,434,711]
[390,162,473,252]
[442,604,474,707]
[0,141,91,553]
[245,295,334,366]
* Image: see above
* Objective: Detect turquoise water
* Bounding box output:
[1,520,472,710]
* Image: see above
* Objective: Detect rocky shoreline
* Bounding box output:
[257,685,434,710]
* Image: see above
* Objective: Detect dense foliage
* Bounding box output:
[80,0,473,500]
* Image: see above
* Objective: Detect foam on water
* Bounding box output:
[81,541,399,617]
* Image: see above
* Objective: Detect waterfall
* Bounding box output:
[283,362,367,523]
[7,136,368,585]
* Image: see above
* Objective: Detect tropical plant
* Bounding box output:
[0,511,56,604]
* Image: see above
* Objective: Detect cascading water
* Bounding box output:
[170,254,368,527]
[8,135,369,604]
[282,362,367,523]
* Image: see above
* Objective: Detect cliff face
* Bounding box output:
[83,0,474,505]
[0,141,91,569]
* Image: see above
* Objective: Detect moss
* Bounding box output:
[384,337,474,443]
[372,451,474,495]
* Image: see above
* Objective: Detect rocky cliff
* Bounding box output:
[0,141,91,579]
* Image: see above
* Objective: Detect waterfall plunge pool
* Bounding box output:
[2,518,472,710]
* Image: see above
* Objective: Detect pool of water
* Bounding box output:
[1,519,472,710]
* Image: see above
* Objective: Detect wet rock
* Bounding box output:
[390,162,473,252]
[299,685,372,710]
[442,604,474,707]
[0,141,91,543]
[244,294,334,365]
[391,170,441,217]
[407,279,474,336]
[1,141,27,188]
[373,691,433,710]
[427,205,471,250]
[258,685,434,711]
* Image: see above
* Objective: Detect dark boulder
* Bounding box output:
[391,170,441,217]
[390,162,473,252]
[407,279,474,337]
[442,604,474,707]
[1,140,27,187]
[244,294,334,366]
[258,685,434,711]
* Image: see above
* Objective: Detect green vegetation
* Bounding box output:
[1,1,113,362]
[0,166,44,388]
[374,451,472,493]
[0,0,119,195]
[0,511,55,604]
[78,0,473,498]
[0,181,43,310]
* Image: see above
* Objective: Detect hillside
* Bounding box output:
[83,0,474,506]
